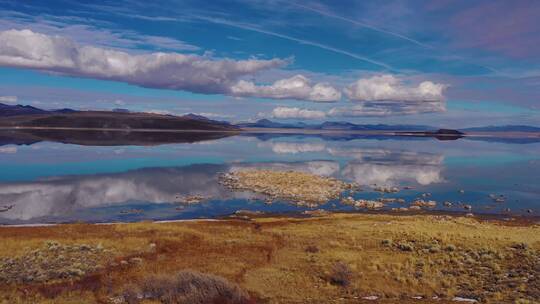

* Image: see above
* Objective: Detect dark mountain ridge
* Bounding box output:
[0,103,238,131]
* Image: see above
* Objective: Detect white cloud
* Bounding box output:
[147,109,173,115]
[114,99,125,106]
[0,95,17,103]
[0,11,199,52]
[271,107,327,119]
[345,74,446,102]
[0,29,287,95]
[187,112,234,119]
[231,75,341,102]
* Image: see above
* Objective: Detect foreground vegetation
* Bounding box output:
[0,213,538,303]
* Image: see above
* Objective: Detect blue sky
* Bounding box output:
[0,0,539,127]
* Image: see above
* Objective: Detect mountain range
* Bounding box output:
[0,103,238,131]
[1,103,539,133]
[237,119,433,131]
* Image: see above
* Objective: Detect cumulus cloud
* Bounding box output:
[231,75,341,102]
[345,74,446,102]
[0,29,286,95]
[0,95,17,103]
[271,107,327,119]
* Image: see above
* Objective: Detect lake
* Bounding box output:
[0,132,539,224]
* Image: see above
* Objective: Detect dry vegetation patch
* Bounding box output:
[219,170,355,204]
[119,270,252,304]
[0,241,113,284]
[0,214,538,303]
[381,235,540,301]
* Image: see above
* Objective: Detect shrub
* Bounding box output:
[445,244,456,252]
[122,284,141,304]
[305,245,319,253]
[123,270,251,304]
[381,239,392,247]
[397,242,414,252]
[328,262,352,287]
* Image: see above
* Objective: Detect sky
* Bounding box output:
[0,0,539,127]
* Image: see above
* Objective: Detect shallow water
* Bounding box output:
[0,132,539,224]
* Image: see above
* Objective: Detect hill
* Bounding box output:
[0,104,239,132]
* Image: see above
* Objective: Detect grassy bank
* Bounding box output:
[0,213,538,303]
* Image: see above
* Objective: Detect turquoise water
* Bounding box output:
[0,134,538,224]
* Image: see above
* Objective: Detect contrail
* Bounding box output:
[290,2,432,49]
[194,15,394,71]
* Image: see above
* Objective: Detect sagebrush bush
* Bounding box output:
[121,270,251,304]
[328,262,352,287]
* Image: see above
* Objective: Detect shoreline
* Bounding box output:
[1,126,539,138]
[1,209,538,228]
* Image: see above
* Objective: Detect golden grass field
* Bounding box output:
[0,213,539,303]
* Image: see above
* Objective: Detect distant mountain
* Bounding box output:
[237,119,308,129]
[462,125,540,132]
[0,103,79,117]
[0,103,50,116]
[237,119,433,131]
[0,103,239,132]
[0,128,234,147]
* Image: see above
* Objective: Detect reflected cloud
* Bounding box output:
[334,147,444,186]
[0,161,341,222]
[0,142,446,223]
[0,146,17,154]
[258,141,327,154]
[0,165,233,222]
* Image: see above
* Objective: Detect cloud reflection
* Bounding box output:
[0,144,445,222]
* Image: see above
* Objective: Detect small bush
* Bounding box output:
[397,242,414,252]
[122,270,251,304]
[121,284,141,304]
[328,262,352,287]
[305,245,319,253]
[381,239,392,247]
[445,244,456,252]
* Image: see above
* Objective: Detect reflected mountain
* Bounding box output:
[0,129,235,146]
[242,132,436,142]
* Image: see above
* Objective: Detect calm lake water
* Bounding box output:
[0,132,539,224]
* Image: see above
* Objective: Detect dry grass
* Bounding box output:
[120,270,251,304]
[0,213,538,303]
[220,170,354,204]
[328,262,353,287]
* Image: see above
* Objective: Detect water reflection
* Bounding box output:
[0,133,538,224]
[0,151,444,223]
